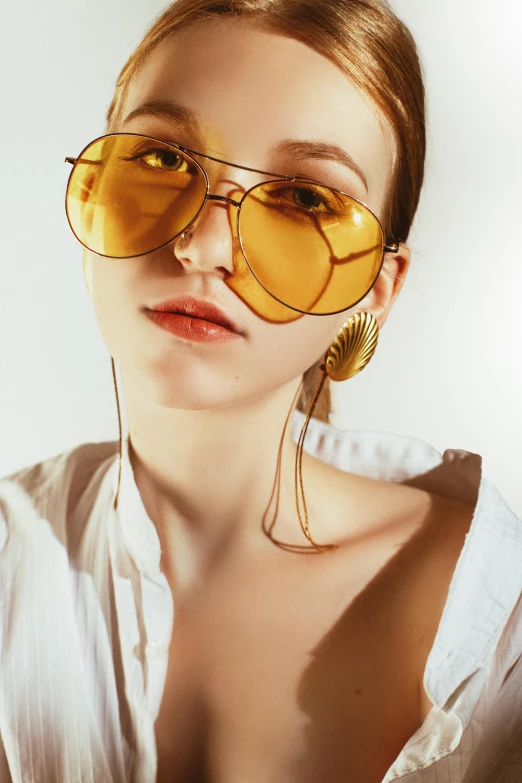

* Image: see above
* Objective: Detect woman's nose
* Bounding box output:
[173,195,239,276]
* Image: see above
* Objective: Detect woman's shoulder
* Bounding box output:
[0,440,119,554]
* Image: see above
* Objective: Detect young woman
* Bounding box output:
[1,1,521,781]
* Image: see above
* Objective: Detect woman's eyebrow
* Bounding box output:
[122,99,206,144]
[274,139,368,192]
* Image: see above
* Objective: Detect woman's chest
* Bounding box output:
[154,544,434,783]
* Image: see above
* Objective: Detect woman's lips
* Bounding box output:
[146,295,241,331]
[144,295,243,343]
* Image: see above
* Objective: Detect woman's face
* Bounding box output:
[88,18,406,410]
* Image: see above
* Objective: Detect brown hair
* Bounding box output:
[105,0,426,421]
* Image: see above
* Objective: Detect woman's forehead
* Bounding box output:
[122,18,394,210]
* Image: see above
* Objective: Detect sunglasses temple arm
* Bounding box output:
[65,157,102,166]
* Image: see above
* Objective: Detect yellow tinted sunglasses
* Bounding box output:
[65,133,398,317]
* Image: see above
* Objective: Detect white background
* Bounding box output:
[0,0,520,515]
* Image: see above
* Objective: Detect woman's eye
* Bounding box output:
[270,185,332,212]
[293,187,329,211]
[263,184,339,217]
[139,149,187,171]
[121,147,190,172]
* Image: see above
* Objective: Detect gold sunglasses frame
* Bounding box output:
[65,132,399,317]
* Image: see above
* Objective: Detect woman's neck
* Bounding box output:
[121,370,305,590]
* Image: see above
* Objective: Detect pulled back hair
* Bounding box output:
[105,0,426,421]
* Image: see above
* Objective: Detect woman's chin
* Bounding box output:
[121,368,244,412]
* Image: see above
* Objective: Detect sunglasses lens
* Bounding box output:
[239,181,384,314]
[66,134,207,258]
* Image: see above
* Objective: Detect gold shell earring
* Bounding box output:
[263,311,379,554]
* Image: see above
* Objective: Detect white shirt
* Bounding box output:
[0,411,521,782]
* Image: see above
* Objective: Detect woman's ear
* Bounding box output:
[83,250,93,297]
[359,243,410,329]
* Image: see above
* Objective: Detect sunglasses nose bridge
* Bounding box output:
[178,190,241,245]
[206,193,241,208]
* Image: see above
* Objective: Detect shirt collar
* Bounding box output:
[424,479,522,717]
[113,433,163,579]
